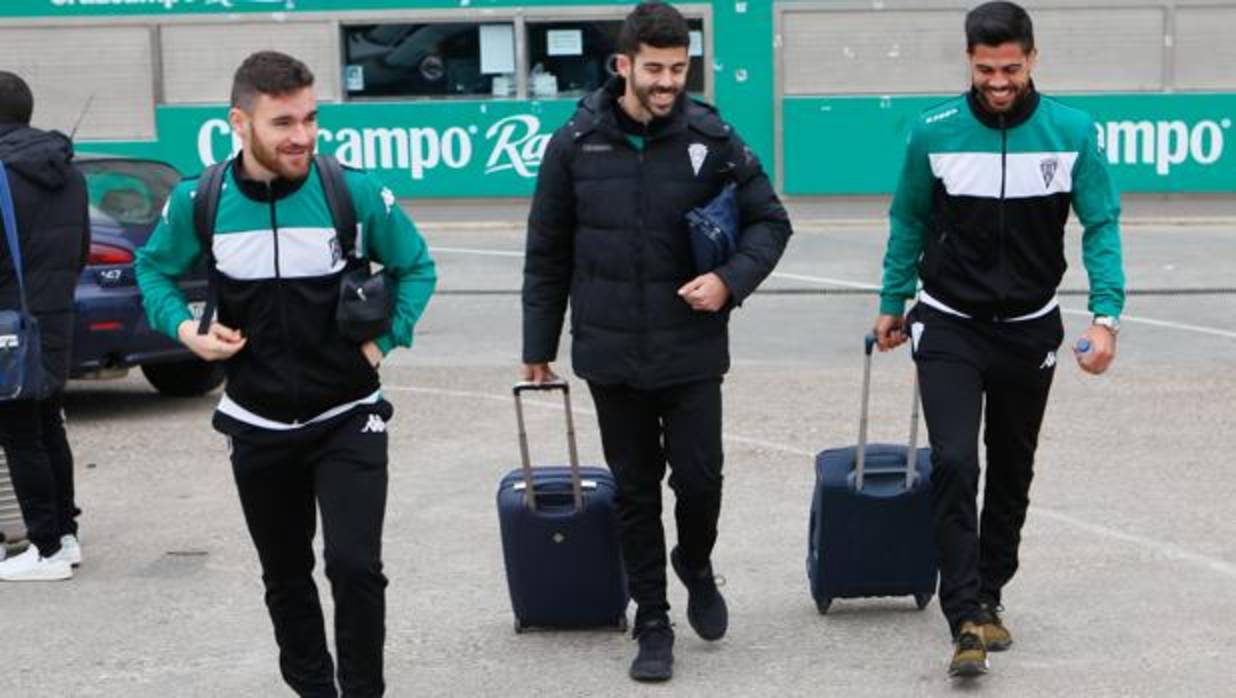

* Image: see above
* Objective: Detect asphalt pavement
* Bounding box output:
[1,204,1233,697]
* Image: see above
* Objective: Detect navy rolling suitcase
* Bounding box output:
[807,335,938,614]
[497,381,629,633]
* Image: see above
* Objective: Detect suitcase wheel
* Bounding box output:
[815,598,832,615]
[513,618,525,634]
[914,593,933,611]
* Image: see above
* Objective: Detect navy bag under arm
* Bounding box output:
[685,181,739,275]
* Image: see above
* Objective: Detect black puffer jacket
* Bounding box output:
[0,125,90,395]
[523,80,791,389]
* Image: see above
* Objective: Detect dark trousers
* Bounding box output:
[587,378,724,626]
[0,392,78,556]
[909,304,1062,636]
[227,400,392,698]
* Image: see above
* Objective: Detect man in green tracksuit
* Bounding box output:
[873,1,1124,679]
[136,51,435,697]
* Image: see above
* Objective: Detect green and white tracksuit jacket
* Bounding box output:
[136,154,436,431]
[880,86,1125,321]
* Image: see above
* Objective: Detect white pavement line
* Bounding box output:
[417,217,1236,231]
[768,271,879,291]
[385,384,1236,580]
[429,246,1236,340]
[764,269,1236,340]
[430,247,879,291]
[1060,307,1236,340]
[430,245,525,258]
[1034,508,1236,580]
[419,221,526,231]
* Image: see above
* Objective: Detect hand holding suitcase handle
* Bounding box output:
[856,334,921,491]
[512,380,584,512]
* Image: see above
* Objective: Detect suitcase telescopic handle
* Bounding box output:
[513,380,584,513]
[855,335,921,492]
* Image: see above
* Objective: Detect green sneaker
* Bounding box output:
[948,626,989,678]
[978,603,1012,652]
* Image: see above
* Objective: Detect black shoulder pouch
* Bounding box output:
[316,155,392,343]
[337,259,392,343]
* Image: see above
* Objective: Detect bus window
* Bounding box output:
[342,22,516,99]
[526,19,705,99]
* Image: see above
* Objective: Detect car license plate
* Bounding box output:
[189,301,207,320]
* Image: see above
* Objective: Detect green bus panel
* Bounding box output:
[88,101,579,197]
[33,0,778,191]
[784,93,1236,195]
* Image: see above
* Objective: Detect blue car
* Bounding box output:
[72,155,224,397]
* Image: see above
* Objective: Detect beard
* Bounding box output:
[630,77,682,118]
[248,126,314,180]
[976,80,1030,113]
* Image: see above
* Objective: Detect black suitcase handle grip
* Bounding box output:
[513,380,570,396]
[856,334,921,491]
[513,380,583,513]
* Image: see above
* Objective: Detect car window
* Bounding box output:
[76,158,180,227]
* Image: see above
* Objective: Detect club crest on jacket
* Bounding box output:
[1040,157,1059,188]
[689,143,708,176]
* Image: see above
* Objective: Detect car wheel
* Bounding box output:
[140,359,225,397]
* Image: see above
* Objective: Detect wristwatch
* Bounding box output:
[1093,315,1120,336]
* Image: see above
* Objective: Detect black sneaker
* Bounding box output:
[629,618,674,682]
[670,546,728,641]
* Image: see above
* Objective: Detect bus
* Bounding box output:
[1,0,1232,197]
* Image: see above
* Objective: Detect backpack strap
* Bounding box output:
[314,154,360,260]
[0,162,30,317]
[192,161,228,336]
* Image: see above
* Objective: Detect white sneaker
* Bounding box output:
[0,546,72,581]
[54,534,82,567]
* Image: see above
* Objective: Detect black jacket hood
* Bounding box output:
[0,124,76,190]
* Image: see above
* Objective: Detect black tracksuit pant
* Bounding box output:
[0,392,78,556]
[223,399,393,698]
[587,378,724,627]
[908,304,1063,636]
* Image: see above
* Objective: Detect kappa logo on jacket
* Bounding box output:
[361,413,387,434]
[688,143,708,176]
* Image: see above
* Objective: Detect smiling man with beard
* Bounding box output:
[136,51,436,697]
[873,1,1124,680]
[522,1,791,683]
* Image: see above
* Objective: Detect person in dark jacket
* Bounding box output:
[0,71,90,581]
[521,2,791,683]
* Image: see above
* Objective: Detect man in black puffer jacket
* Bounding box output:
[522,2,791,683]
[0,71,90,581]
